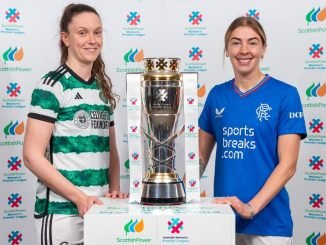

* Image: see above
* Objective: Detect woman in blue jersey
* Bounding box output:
[23,4,127,244]
[198,17,306,244]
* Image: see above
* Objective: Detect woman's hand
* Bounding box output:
[105,190,129,199]
[75,194,103,217]
[212,196,254,219]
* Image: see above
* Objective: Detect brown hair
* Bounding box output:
[59,3,117,109]
[224,16,267,53]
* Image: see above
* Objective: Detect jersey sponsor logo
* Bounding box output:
[73,110,91,129]
[215,107,225,118]
[74,110,111,129]
[256,103,272,121]
[222,126,256,160]
[289,112,304,119]
[74,92,83,100]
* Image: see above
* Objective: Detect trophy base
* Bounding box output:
[140,181,186,206]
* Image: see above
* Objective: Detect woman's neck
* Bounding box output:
[234,72,265,92]
[66,59,93,81]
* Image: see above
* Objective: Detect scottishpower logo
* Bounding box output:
[124,219,144,235]
[306,232,326,245]
[2,47,24,63]
[7,156,22,171]
[168,218,184,234]
[5,8,20,23]
[309,119,324,133]
[124,49,144,63]
[306,7,326,25]
[8,230,23,245]
[306,82,326,99]
[246,9,260,21]
[8,193,22,208]
[189,11,203,25]
[197,82,206,98]
[3,121,24,137]
[127,12,141,26]
[309,44,324,58]
[309,193,324,208]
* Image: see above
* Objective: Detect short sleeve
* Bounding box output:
[28,75,64,123]
[278,87,307,139]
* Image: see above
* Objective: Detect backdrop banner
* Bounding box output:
[0,1,324,244]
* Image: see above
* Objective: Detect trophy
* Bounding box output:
[140,58,186,205]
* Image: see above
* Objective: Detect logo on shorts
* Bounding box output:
[256,103,272,121]
[73,110,90,129]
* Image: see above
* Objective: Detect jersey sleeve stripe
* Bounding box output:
[28,113,56,123]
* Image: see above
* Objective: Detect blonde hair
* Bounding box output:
[224,16,267,53]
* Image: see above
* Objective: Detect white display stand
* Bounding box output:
[84,198,235,245]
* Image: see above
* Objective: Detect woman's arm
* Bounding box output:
[23,118,102,217]
[213,134,301,219]
[199,129,216,178]
[105,126,128,198]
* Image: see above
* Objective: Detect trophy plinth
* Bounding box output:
[140,58,186,205]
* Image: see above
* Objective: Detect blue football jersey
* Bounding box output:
[199,75,307,236]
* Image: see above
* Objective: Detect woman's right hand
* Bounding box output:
[75,194,103,217]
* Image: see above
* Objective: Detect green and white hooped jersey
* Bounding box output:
[28,64,114,216]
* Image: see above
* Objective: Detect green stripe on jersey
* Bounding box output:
[58,168,109,187]
[35,197,78,215]
[52,135,110,153]
[59,75,98,91]
[57,104,112,121]
[31,89,59,113]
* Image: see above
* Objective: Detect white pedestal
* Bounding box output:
[84,198,235,245]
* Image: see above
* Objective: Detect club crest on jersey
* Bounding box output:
[215,107,225,118]
[73,110,91,129]
[99,91,108,104]
[256,103,272,121]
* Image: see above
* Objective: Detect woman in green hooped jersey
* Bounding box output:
[23,4,127,244]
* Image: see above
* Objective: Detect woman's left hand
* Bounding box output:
[212,196,253,219]
[105,190,129,199]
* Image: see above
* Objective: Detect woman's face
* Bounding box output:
[226,26,266,78]
[61,12,103,65]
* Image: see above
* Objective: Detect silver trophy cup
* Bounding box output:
[140,58,186,205]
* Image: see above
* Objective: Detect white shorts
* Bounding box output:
[236,233,292,245]
[35,214,83,245]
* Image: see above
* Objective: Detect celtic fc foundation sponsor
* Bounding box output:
[74,110,111,129]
